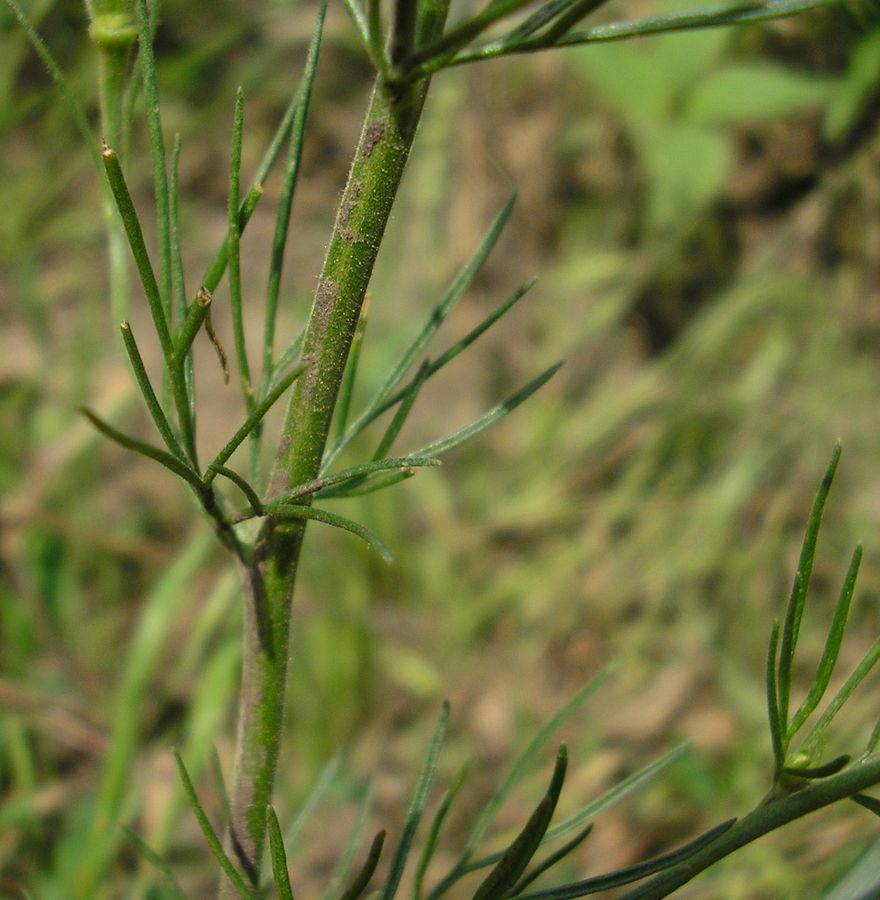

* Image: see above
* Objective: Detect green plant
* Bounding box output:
[4,0,880,897]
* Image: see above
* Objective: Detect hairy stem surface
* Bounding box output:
[223,3,451,889]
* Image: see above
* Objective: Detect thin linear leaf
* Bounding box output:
[382,701,451,900]
[120,321,185,461]
[282,456,440,503]
[779,443,842,729]
[789,543,862,737]
[174,286,213,362]
[430,668,611,899]
[325,196,518,470]
[217,466,264,516]
[267,805,295,900]
[264,503,392,562]
[342,0,371,49]
[539,0,612,43]
[266,330,306,397]
[228,87,253,411]
[173,750,258,900]
[122,827,187,900]
[323,783,372,900]
[286,752,344,850]
[135,0,172,318]
[340,830,386,900]
[101,144,172,358]
[472,746,568,900]
[360,278,538,434]
[800,635,880,755]
[210,746,231,829]
[766,620,785,772]
[782,754,851,779]
[506,0,579,40]
[169,134,187,325]
[372,360,430,461]
[415,763,470,900]
[510,824,594,896]
[414,363,562,459]
[852,793,880,817]
[80,408,203,493]
[263,0,327,380]
[319,468,419,499]
[867,715,880,754]
[205,363,306,483]
[516,819,737,898]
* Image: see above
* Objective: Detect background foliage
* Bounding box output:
[2,0,880,895]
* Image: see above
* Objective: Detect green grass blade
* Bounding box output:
[173,749,258,899]
[414,763,470,900]
[382,701,451,900]
[322,783,372,900]
[429,668,611,898]
[264,503,393,562]
[119,321,186,461]
[472,746,568,900]
[778,443,842,729]
[122,827,187,900]
[263,0,327,380]
[800,635,880,757]
[340,830,386,900]
[510,824,593,895]
[101,143,173,359]
[135,0,172,319]
[282,455,440,502]
[413,362,562,459]
[204,363,307,483]
[267,805,295,900]
[766,620,785,772]
[325,196,517,469]
[788,544,862,738]
[228,87,254,412]
[80,407,204,492]
[515,819,736,898]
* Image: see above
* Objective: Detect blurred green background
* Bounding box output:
[3,0,880,896]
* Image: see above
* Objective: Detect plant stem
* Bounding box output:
[222,3,451,889]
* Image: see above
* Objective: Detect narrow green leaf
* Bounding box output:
[323,783,372,900]
[372,360,430,461]
[342,0,372,50]
[800,634,880,756]
[135,0,172,319]
[509,824,593,896]
[173,750,258,899]
[318,468,418,499]
[539,0,613,43]
[414,763,470,900]
[267,805,295,900]
[360,278,537,435]
[515,818,736,898]
[506,0,578,40]
[204,363,307,484]
[325,196,518,470]
[263,0,327,380]
[217,466,264,516]
[228,87,254,412]
[867,715,880,754]
[122,827,187,900]
[779,443,842,729]
[382,701,451,899]
[265,330,306,397]
[766,620,785,773]
[80,407,204,493]
[264,503,393,562]
[430,668,611,898]
[101,143,173,359]
[119,321,185,461]
[472,746,568,900]
[210,746,231,830]
[286,752,344,851]
[782,754,851,779]
[169,134,187,325]
[282,456,440,503]
[340,830,386,900]
[852,793,880,817]
[174,286,213,363]
[414,363,562,459]
[335,295,371,444]
[788,543,862,738]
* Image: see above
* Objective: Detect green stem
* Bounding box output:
[221,3,451,889]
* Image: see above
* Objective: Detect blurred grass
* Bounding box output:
[3,0,880,896]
